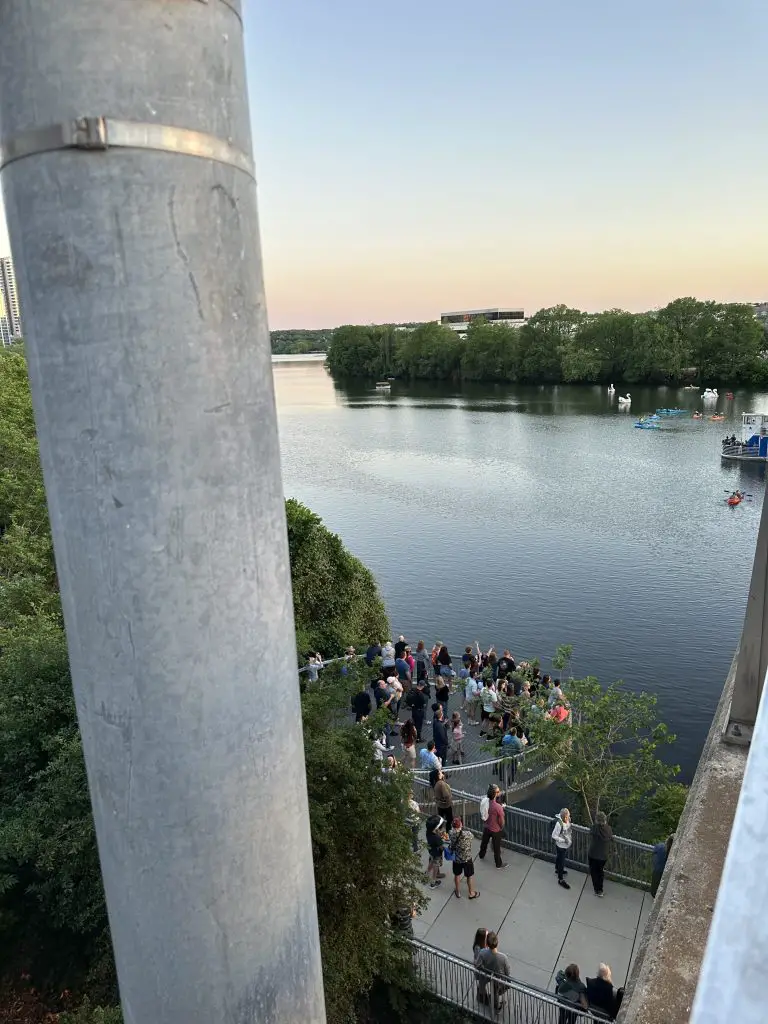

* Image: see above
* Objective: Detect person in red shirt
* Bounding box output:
[478,791,507,868]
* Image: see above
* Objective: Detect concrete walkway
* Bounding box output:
[414,847,652,995]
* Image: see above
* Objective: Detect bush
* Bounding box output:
[58,998,123,1023]
[286,498,389,657]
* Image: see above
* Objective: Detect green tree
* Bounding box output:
[302,662,424,1022]
[637,782,689,843]
[286,498,389,657]
[395,322,463,380]
[534,676,680,824]
[517,306,585,382]
[460,321,521,381]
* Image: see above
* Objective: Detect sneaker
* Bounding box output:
[429,880,442,889]
[496,863,508,869]
[597,892,604,898]
[558,879,571,889]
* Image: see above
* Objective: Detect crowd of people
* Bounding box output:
[310,637,651,1018]
[346,637,572,773]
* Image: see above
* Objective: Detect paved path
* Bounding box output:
[414,846,652,996]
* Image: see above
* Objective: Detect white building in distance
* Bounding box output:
[0,257,22,341]
[440,307,526,337]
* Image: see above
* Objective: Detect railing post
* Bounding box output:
[727,478,768,743]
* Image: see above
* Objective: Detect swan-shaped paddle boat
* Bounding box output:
[608,384,615,394]
[617,393,631,406]
[702,388,718,400]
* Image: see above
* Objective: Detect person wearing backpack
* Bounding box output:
[448,816,479,899]
[552,808,573,889]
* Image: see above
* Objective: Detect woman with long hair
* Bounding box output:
[400,718,417,767]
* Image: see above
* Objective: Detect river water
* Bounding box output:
[273,356,766,777]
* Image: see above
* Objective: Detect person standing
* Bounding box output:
[419,739,441,771]
[414,641,431,688]
[432,704,449,765]
[475,932,511,1012]
[409,679,428,741]
[478,789,506,868]
[425,814,447,888]
[651,834,675,897]
[588,811,614,897]
[552,808,573,889]
[400,718,417,767]
[448,816,479,899]
[406,793,421,854]
[394,635,408,660]
[434,676,450,718]
[381,640,396,676]
[351,684,372,723]
[433,768,454,828]
[364,641,382,667]
[394,652,412,690]
[404,646,416,679]
[450,711,465,764]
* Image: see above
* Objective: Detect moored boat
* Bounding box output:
[374,381,392,391]
[721,413,768,462]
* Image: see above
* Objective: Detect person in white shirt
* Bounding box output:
[548,682,564,707]
[381,641,396,673]
[479,682,498,735]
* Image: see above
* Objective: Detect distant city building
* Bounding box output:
[754,302,768,324]
[0,257,23,340]
[440,307,526,335]
[0,315,11,347]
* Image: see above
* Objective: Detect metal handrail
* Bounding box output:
[411,939,611,1022]
[412,783,653,888]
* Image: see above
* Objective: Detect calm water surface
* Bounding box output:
[274,358,767,777]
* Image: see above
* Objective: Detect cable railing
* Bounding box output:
[411,939,612,1023]
[412,745,556,797]
[411,783,652,888]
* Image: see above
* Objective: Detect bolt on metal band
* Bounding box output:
[0,117,255,179]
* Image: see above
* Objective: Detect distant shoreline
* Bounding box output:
[271,352,327,363]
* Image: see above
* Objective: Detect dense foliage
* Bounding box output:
[303,663,423,1022]
[286,498,389,658]
[0,349,421,1023]
[326,299,768,386]
[533,675,681,825]
[271,328,334,354]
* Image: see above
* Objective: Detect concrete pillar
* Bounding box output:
[729,479,768,738]
[0,2,325,1022]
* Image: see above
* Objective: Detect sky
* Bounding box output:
[2,0,766,328]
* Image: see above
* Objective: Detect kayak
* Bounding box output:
[727,496,742,506]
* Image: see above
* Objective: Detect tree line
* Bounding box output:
[326,299,768,386]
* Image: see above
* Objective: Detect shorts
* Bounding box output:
[452,858,475,878]
[429,853,443,867]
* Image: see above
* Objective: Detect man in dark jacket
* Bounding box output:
[432,705,449,765]
[351,686,372,723]
[587,811,614,896]
[394,635,408,660]
[408,680,428,741]
[365,642,382,667]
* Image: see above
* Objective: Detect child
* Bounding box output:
[451,711,465,764]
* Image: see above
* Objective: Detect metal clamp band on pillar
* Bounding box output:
[0,117,255,178]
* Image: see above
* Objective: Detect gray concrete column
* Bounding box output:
[0,2,325,1022]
